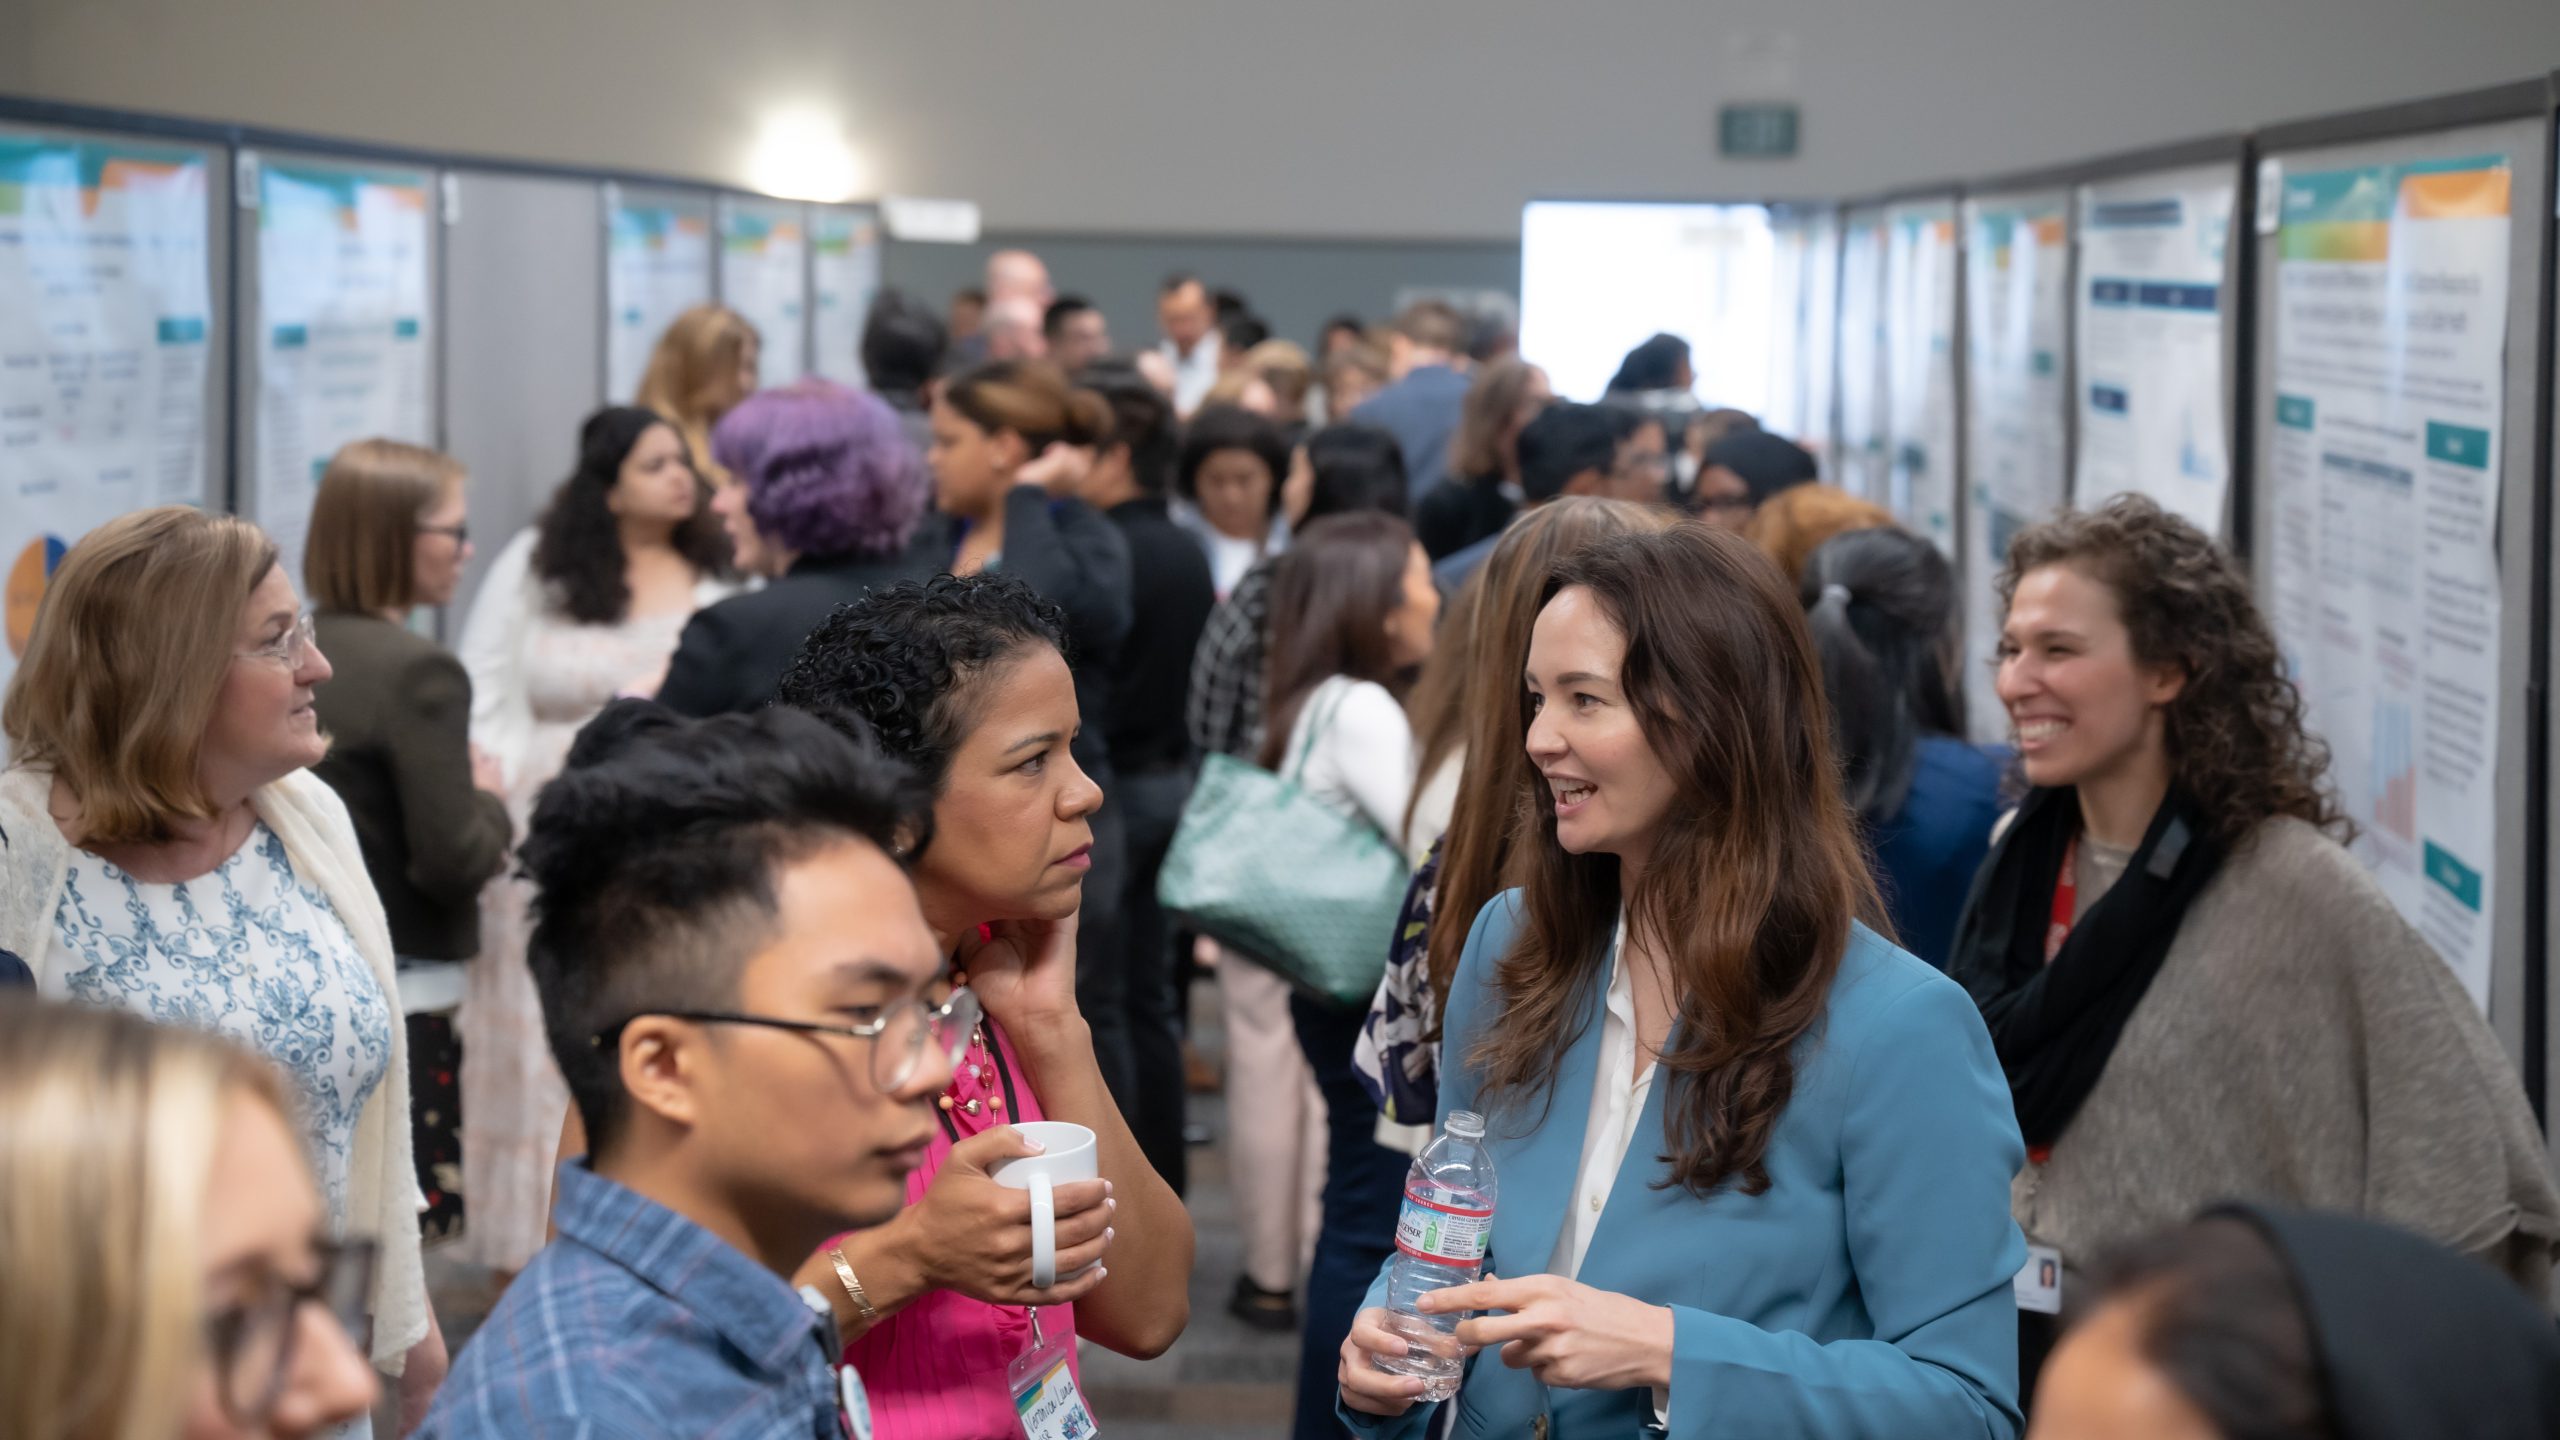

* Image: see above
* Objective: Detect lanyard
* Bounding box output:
[2027,833,2083,1167]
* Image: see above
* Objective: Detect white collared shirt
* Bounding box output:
[1547,915,1671,1426]
[1162,332,1223,415]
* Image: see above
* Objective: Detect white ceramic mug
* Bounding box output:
[986,1120,1101,1288]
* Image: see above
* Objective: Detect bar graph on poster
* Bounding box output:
[2262,154,2510,1008]
[0,132,214,690]
[251,158,434,588]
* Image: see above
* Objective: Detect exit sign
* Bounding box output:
[1719,104,1800,159]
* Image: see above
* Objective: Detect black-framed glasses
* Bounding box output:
[594,987,981,1092]
[204,1237,376,1427]
[418,521,469,546]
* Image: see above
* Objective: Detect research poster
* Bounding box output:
[810,205,883,387]
[0,131,215,688]
[1960,194,2070,743]
[2073,166,2235,529]
[252,157,433,594]
[719,197,808,384]
[2262,154,2512,1008]
[1883,199,1959,555]
[605,189,713,401]
[1834,211,1889,502]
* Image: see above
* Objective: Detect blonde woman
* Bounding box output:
[0,1000,380,1440]
[0,507,440,1428]
[634,302,760,485]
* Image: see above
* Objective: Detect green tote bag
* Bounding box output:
[1156,683,1412,1006]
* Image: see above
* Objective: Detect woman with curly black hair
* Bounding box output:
[453,404,736,1273]
[772,572,1193,1438]
[1949,494,2557,1407]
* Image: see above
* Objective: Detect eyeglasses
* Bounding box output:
[204,1238,376,1427]
[594,987,982,1093]
[417,522,469,546]
[237,612,319,668]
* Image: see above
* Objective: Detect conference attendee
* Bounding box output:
[1431,402,1665,589]
[1159,272,1224,415]
[1045,294,1113,371]
[657,382,936,716]
[0,1002,382,1440]
[1077,359,1216,1194]
[1603,331,1694,397]
[0,506,445,1422]
[420,702,957,1438]
[456,406,737,1275]
[1952,494,2560,1402]
[1321,340,1390,424]
[926,359,1138,1101]
[1257,513,1443,1440]
[1351,300,1472,501]
[1414,359,1551,561]
[1176,402,1293,598]
[304,439,514,1237]
[1747,481,1896,582]
[774,575,1196,1434]
[2034,1206,2560,1440]
[862,286,949,455]
[1697,427,1821,533]
[635,302,761,485]
[982,295,1048,363]
[1338,524,2026,1437]
[948,287,986,346]
[1355,499,1675,1131]
[1800,527,2003,969]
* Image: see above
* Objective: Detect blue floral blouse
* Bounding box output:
[52,822,394,1229]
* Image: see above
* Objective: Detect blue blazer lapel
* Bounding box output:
[1486,956,1611,1284]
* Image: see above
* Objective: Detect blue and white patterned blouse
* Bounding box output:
[52,822,394,1230]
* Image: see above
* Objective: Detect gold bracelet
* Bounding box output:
[829,1246,881,1324]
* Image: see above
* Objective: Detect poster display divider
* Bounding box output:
[2249,81,2554,1126]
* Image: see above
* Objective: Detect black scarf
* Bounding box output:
[2215,1204,2560,1440]
[1944,785,2223,1149]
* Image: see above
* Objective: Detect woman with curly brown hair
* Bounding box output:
[1948,494,2558,1407]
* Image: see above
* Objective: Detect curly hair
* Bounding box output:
[534,406,733,624]
[1999,493,2350,847]
[710,381,929,561]
[772,572,1070,792]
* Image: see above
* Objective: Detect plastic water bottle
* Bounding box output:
[1374,1109,1497,1402]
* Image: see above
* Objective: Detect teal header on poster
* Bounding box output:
[1718,104,1799,159]
[2424,421,2491,469]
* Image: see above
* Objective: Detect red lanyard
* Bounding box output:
[2027,834,2082,1167]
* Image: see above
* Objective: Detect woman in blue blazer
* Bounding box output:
[1337,525,2026,1438]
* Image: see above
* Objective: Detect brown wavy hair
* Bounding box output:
[1411,498,1676,1019]
[1997,494,2350,847]
[1472,524,1886,1198]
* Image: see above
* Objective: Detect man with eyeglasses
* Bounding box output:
[421,700,960,1439]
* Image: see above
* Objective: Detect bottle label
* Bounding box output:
[1394,1185,1493,1267]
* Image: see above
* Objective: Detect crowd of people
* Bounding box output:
[2,241,2556,1440]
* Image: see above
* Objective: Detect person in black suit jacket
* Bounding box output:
[656,381,938,716]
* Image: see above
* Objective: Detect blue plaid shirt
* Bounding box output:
[420,1162,853,1440]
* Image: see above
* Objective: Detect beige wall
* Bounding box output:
[14,0,2560,238]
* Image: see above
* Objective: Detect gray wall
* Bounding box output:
[883,233,1520,361]
[14,0,2560,239]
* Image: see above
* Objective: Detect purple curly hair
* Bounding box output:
[710,380,930,560]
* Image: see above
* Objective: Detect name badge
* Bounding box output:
[2014,1244,2064,1315]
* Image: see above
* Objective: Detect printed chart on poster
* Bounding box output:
[605,187,713,402]
[809,205,882,387]
[2262,153,2511,1008]
[1960,193,2070,743]
[251,157,434,586]
[2073,166,2235,529]
[0,130,215,688]
[1834,210,1890,501]
[1882,198,1959,555]
[719,197,808,384]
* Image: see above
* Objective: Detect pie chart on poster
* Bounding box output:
[6,536,68,659]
